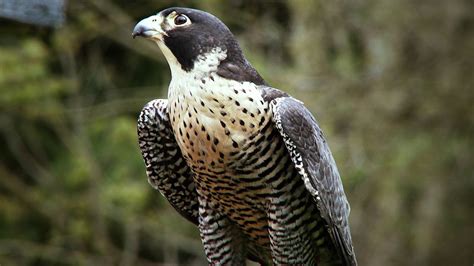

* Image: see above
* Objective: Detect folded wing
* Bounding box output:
[137,99,199,224]
[269,90,357,266]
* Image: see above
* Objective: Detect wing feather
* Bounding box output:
[137,99,199,225]
[267,89,357,266]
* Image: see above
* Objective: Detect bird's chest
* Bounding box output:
[168,74,271,198]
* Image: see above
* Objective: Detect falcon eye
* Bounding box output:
[174,14,188,25]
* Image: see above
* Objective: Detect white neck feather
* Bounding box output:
[156,41,227,82]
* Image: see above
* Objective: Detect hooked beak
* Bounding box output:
[132,15,166,40]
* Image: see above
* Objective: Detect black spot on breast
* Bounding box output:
[206,134,211,141]
[201,79,206,84]
[220,111,227,116]
[239,120,245,126]
[235,101,240,106]
[232,140,239,148]
[210,76,214,81]
[220,121,227,128]
[219,152,225,159]
[213,138,219,145]
[179,128,183,136]
[242,108,248,114]
[201,125,206,131]
[248,97,254,102]
[234,89,238,94]
[200,101,205,107]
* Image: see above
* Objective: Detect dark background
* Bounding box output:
[1,0,473,265]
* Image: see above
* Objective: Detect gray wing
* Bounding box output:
[137,99,199,225]
[267,89,357,266]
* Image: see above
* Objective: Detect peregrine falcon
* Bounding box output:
[133,7,357,265]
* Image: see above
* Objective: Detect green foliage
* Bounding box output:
[1,0,473,265]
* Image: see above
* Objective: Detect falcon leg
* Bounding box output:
[198,197,246,266]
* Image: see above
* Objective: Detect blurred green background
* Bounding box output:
[1,0,473,265]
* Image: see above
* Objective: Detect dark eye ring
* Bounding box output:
[174,14,188,25]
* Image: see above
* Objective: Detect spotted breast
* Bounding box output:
[167,49,330,264]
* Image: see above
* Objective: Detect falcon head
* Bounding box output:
[132,7,265,84]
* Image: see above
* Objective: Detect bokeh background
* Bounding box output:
[1,0,473,265]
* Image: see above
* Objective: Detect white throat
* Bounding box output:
[155,41,227,84]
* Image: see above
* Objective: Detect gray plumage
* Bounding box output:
[134,7,357,265]
[271,95,356,265]
[137,99,198,224]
